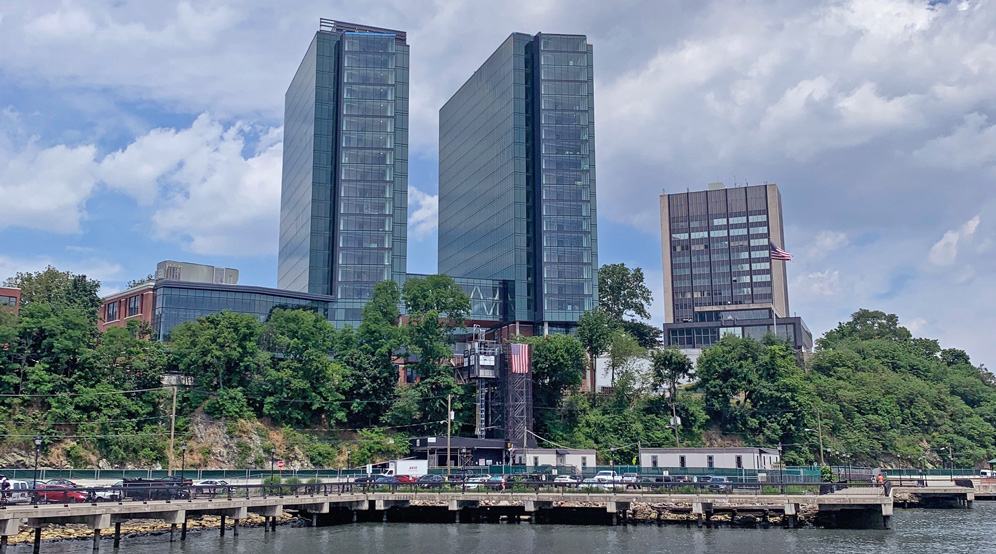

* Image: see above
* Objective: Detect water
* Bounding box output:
[21,502,996,553]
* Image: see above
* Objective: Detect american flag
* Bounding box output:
[510,343,530,374]
[769,241,793,262]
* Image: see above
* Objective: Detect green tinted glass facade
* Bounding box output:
[278,21,409,327]
[438,33,597,326]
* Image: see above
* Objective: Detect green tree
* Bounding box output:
[4,266,101,318]
[169,311,268,418]
[125,274,155,289]
[607,330,645,385]
[520,334,585,435]
[650,348,693,445]
[621,320,663,349]
[250,308,347,427]
[597,263,652,321]
[576,308,614,391]
[818,308,912,349]
[342,280,404,426]
[399,275,471,434]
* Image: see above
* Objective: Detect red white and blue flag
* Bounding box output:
[510,343,530,374]
[769,241,793,262]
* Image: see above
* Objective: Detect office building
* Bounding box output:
[659,183,811,351]
[278,19,410,325]
[438,32,598,331]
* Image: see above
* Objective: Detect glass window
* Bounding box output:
[651,455,658,468]
[736,456,743,469]
[679,456,686,469]
[707,455,715,469]
[106,302,118,321]
[127,295,140,317]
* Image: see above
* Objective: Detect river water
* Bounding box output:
[25,502,996,553]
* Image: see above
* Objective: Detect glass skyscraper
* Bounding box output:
[438,32,598,328]
[278,19,409,325]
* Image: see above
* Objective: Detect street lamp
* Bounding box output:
[270,447,276,479]
[180,444,187,480]
[346,449,351,471]
[32,435,42,495]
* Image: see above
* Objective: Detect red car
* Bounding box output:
[397,475,418,484]
[36,484,88,503]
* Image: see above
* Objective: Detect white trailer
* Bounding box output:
[386,459,428,477]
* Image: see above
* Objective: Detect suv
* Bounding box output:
[593,471,619,483]
[707,476,731,493]
[621,473,640,488]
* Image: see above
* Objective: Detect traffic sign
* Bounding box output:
[278,460,284,469]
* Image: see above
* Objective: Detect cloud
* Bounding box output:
[794,270,842,297]
[0,254,123,287]
[906,317,928,335]
[914,112,996,172]
[928,215,980,266]
[408,186,438,240]
[809,231,849,259]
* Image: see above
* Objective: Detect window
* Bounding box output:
[651,455,658,468]
[707,455,715,469]
[127,295,140,317]
[533,456,539,467]
[581,456,588,468]
[679,455,686,469]
[0,296,15,308]
[736,455,743,469]
[106,302,118,321]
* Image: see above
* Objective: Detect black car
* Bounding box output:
[417,474,446,488]
[122,477,191,500]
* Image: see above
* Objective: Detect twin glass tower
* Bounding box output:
[278,20,598,331]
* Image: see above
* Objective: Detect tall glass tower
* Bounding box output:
[438,32,598,329]
[278,19,409,324]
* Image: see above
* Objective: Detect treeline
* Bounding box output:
[3,266,994,469]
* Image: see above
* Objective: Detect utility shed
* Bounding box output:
[639,447,780,471]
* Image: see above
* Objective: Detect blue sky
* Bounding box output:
[1,0,995,368]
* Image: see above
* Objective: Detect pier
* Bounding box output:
[0,482,912,551]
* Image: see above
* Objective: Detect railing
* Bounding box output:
[0,477,890,510]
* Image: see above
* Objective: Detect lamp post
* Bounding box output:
[180,444,187,480]
[346,449,351,471]
[33,435,42,495]
[270,447,276,480]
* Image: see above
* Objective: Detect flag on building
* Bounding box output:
[510,343,530,374]
[769,241,793,261]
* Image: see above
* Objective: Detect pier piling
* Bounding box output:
[113,522,121,548]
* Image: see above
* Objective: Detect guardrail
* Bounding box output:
[0,478,892,509]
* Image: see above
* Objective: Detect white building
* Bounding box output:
[522,448,597,472]
[639,447,780,471]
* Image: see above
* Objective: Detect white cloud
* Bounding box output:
[794,270,842,297]
[928,215,980,266]
[809,231,849,259]
[408,186,438,240]
[914,112,996,172]
[906,316,928,335]
[0,254,123,287]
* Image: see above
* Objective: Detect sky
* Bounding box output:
[0,0,994,368]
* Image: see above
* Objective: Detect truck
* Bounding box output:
[384,459,429,480]
[593,470,620,483]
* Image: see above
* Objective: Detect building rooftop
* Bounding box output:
[640,446,780,455]
[318,18,406,40]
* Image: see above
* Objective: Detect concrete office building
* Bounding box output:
[278,19,411,326]
[660,183,811,351]
[438,32,598,333]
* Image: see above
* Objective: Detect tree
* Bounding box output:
[650,348,693,445]
[341,280,403,427]
[597,263,653,321]
[399,275,471,434]
[520,334,585,435]
[818,309,912,349]
[576,308,615,391]
[4,266,101,319]
[126,274,155,289]
[250,308,347,427]
[621,320,663,349]
[607,330,645,385]
[169,311,268,418]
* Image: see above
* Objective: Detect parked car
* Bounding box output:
[1,480,31,504]
[580,477,608,490]
[374,475,400,486]
[91,481,124,502]
[397,475,419,484]
[417,474,446,488]
[554,475,578,486]
[621,473,640,488]
[981,469,993,478]
[45,478,78,487]
[36,484,87,503]
[352,475,380,486]
[194,480,229,496]
[463,476,490,490]
[593,471,620,483]
[122,477,191,501]
[707,476,731,493]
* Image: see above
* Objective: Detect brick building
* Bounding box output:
[0,287,20,316]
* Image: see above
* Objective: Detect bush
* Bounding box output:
[203,388,253,420]
[305,442,337,468]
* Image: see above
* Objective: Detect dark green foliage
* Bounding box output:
[576,308,614,385]
[597,263,653,321]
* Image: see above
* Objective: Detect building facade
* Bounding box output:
[639,447,781,472]
[98,282,155,333]
[659,183,811,351]
[0,287,20,316]
[521,448,597,472]
[278,19,410,326]
[438,32,598,331]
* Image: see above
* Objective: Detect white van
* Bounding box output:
[981,469,993,478]
[3,480,31,504]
